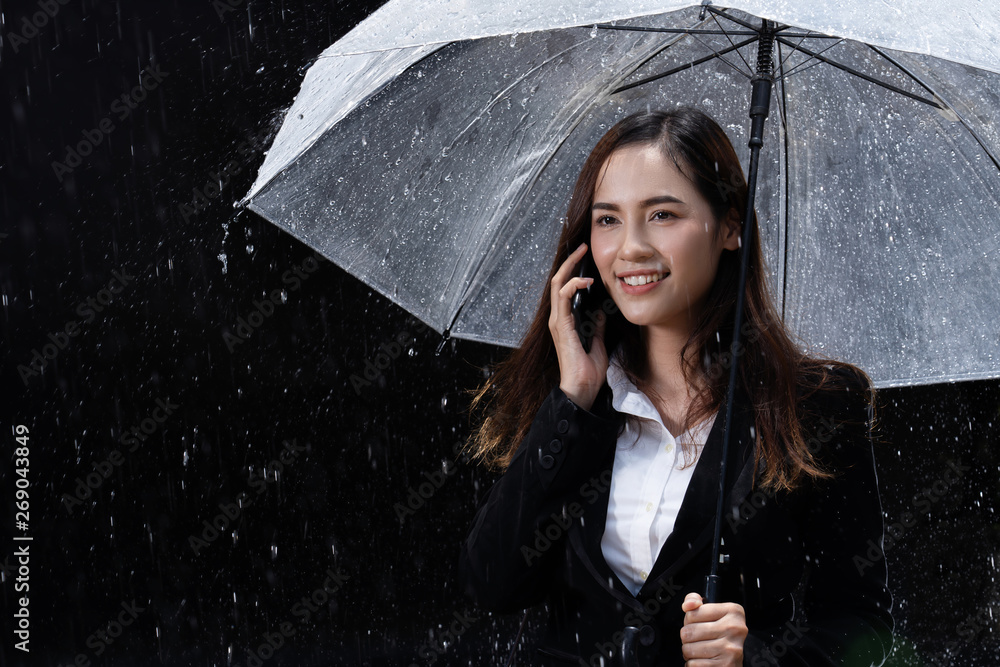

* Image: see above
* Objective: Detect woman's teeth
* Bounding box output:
[621,273,666,286]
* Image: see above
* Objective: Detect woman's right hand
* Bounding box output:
[549,242,609,412]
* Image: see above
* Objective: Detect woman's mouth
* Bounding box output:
[619,272,668,295]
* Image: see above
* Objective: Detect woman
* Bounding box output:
[458,107,894,666]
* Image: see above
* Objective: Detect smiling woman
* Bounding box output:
[589,142,741,435]
[459,107,894,666]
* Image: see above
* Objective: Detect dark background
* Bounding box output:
[1,1,997,665]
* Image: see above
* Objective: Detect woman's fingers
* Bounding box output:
[680,598,747,666]
[680,632,746,664]
[550,276,591,345]
[550,242,588,299]
[554,242,588,284]
[681,607,747,641]
[680,640,745,665]
[549,241,610,410]
[681,592,703,612]
[549,243,595,350]
[558,276,593,301]
[550,244,588,320]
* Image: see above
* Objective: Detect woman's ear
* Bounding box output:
[721,209,742,251]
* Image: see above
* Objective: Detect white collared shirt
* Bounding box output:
[600,348,718,596]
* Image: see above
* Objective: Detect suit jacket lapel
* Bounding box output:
[567,383,642,607]
[640,385,756,593]
[567,380,759,602]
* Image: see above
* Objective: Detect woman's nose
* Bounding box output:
[619,218,652,260]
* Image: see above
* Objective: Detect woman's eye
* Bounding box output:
[653,211,675,221]
[595,216,615,226]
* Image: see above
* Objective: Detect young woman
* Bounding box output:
[459,107,894,666]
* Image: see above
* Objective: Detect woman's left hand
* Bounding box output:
[679,592,747,666]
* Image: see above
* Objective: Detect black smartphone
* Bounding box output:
[570,251,607,353]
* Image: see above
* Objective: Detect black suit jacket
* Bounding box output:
[459,366,894,666]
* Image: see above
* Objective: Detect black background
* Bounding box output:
[1,1,998,665]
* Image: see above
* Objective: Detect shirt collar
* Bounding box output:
[606,346,717,443]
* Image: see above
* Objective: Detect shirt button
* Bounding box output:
[640,570,648,580]
[549,438,563,453]
[665,443,674,453]
[556,419,569,434]
[645,502,653,512]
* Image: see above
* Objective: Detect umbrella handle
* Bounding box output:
[620,626,640,667]
[704,574,719,604]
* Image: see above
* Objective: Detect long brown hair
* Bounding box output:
[462,107,874,492]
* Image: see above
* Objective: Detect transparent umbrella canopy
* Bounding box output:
[239,0,1000,389]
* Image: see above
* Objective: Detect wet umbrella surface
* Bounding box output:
[1,1,999,666]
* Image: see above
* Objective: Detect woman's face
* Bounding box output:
[590,143,740,334]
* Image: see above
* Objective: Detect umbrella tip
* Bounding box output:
[699,0,712,21]
[435,328,451,356]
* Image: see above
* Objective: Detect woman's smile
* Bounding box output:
[618,271,669,294]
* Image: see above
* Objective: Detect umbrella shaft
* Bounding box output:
[706,19,776,603]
